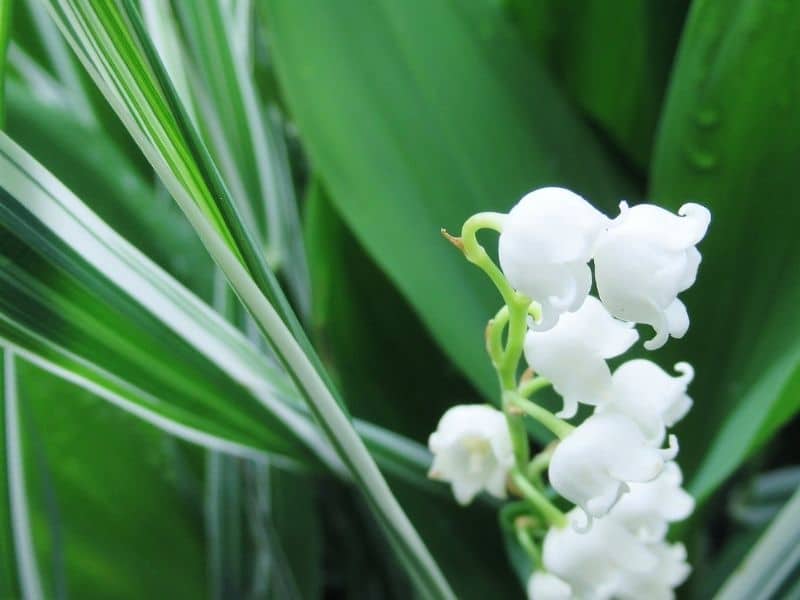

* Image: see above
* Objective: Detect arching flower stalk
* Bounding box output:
[430,187,709,599]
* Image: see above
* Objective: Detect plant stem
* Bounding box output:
[459,212,513,302]
[515,523,542,568]
[499,295,530,390]
[506,392,574,440]
[512,469,567,529]
[485,306,508,370]
[527,444,555,485]
[519,376,551,398]
[504,410,530,471]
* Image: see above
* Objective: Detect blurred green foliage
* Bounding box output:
[2,0,800,598]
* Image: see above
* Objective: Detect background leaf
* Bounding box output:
[16,356,209,599]
[264,0,635,401]
[715,484,800,600]
[37,2,453,594]
[505,0,689,169]
[648,0,800,502]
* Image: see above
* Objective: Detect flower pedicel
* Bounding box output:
[429,187,709,599]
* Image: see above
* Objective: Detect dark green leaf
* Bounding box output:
[505,0,688,168]
[264,0,635,401]
[648,0,800,502]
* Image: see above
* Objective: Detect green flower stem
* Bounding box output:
[459,212,513,302]
[519,376,551,398]
[514,521,542,568]
[486,306,508,369]
[504,410,530,471]
[499,295,530,390]
[527,444,555,485]
[506,392,574,440]
[512,469,567,529]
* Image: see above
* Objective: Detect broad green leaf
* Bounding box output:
[263,0,635,401]
[505,0,688,168]
[648,0,800,501]
[16,356,209,599]
[305,183,522,598]
[39,2,452,594]
[715,485,800,600]
[304,181,481,440]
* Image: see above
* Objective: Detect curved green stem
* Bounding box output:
[499,295,530,390]
[519,376,551,398]
[486,306,508,369]
[512,469,567,529]
[515,522,542,568]
[506,392,574,440]
[459,212,513,302]
[527,444,555,485]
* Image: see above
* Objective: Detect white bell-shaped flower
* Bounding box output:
[593,201,710,350]
[609,462,695,542]
[549,413,678,522]
[542,508,658,600]
[527,571,572,600]
[524,296,638,418]
[598,360,694,445]
[427,405,514,505]
[615,541,690,600]
[499,187,610,330]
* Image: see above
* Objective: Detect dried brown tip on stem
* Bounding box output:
[507,403,524,416]
[520,367,535,383]
[514,515,537,530]
[440,228,464,251]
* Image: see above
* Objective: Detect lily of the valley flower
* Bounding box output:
[609,462,695,542]
[499,187,610,330]
[542,509,659,599]
[549,413,678,521]
[542,508,690,600]
[427,405,514,505]
[614,541,691,600]
[593,202,710,350]
[527,571,572,600]
[524,296,638,418]
[598,360,694,445]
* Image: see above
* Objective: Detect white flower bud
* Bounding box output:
[593,201,710,350]
[615,541,690,600]
[549,413,678,521]
[527,571,572,600]
[609,462,695,542]
[597,360,694,445]
[427,405,514,505]
[542,508,658,599]
[524,296,638,418]
[499,187,610,330]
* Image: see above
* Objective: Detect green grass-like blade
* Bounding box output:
[0,132,330,468]
[37,1,454,595]
[715,487,800,600]
[1,351,43,600]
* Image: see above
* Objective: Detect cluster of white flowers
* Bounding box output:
[530,464,693,599]
[428,187,710,599]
